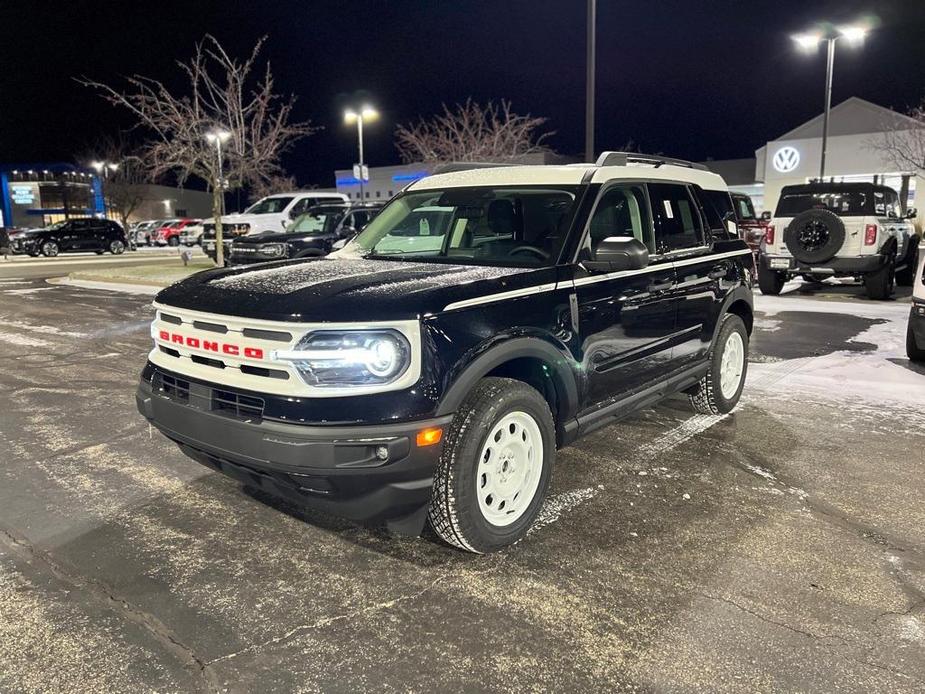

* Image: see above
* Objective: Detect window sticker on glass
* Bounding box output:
[420,218,430,235]
[663,200,674,218]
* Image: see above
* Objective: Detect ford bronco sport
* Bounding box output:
[136,153,754,553]
[759,182,918,299]
[907,247,925,362]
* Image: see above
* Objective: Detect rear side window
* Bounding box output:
[697,188,733,236]
[648,183,705,253]
[776,191,871,217]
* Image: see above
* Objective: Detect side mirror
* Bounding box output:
[906,207,918,219]
[340,225,358,238]
[584,237,649,273]
[760,211,772,222]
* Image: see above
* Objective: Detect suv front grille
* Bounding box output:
[153,371,265,422]
[155,373,190,403]
[211,388,264,421]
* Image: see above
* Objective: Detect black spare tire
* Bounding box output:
[784,209,846,264]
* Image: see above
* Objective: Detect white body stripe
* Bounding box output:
[442,249,752,309]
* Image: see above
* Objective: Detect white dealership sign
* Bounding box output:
[772,146,801,173]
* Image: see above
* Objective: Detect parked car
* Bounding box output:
[12,218,127,257]
[907,246,925,362]
[131,220,161,246]
[758,182,918,299]
[179,221,205,247]
[2,227,28,255]
[156,218,200,247]
[137,152,754,553]
[228,203,383,265]
[730,192,767,257]
[201,191,350,262]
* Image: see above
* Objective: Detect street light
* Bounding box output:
[792,23,869,178]
[344,105,378,200]
[89,160,120,218]
[205,129,231,215]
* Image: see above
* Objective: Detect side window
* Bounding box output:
[583,183,653,256]
[697,188,733,236]
[883,190,900,218]
[290,198,313,217]
[648,183,705,253]
[351,211,371,229]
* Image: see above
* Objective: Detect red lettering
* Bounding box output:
[222,344,239,356]
[171,333,184,344]
[159,330,170,341]
[203,341,219,353]
[186,337,200,349]
[244,347,264,360]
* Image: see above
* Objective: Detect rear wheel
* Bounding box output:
[109,239,125,255]
[167,236,180,247]
[896,241,919,287]
[908,319,925,363]
[863,257,895,300]
[429,377,555,554]
[688,314,748,415]
[758,261,785,295]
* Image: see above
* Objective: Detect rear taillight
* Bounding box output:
[864,224,878,246]
[765,225,775,245]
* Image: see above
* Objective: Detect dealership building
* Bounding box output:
[1,163,213,228]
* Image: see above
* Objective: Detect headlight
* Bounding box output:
[260,243,287,258]
[272,330,411,387]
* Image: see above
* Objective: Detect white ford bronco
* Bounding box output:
[759,182,918,299]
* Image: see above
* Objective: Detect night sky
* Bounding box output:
[2,0,924,189]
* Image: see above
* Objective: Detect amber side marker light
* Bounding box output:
[416,427,443,447]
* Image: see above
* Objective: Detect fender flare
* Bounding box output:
[712,286,754,344]
[436,336,580,420]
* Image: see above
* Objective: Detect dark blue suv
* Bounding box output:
[136,153,754,553]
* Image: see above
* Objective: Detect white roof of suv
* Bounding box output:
[410,152,728,192]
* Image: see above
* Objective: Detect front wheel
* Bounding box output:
[429,377,555,554]
[758,261,785,295]
[863,258,895,300]
[41,241,59,257]
[167,236,180,247]
[688,313,748,415]
[110,240,126,255]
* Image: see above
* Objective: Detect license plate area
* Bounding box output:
[769,258,791,269]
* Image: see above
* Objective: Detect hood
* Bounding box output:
[233,230,306,245]
[155,256,549,322]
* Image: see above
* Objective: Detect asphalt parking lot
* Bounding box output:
[1,269,923,692]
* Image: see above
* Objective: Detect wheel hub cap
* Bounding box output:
[720,331,745,400]
[476,411,543,527]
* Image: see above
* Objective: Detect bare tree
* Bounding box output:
[79,135,149,233]
[866,100,925,173]
[395,99,552,165]
[80,35,317,264]
[248,173,298,203]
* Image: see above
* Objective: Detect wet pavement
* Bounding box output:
[0,275,923,692]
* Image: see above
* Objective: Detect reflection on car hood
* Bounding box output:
[155,256,544,322]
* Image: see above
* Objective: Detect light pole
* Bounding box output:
[205,129,231,216]
[793,24,868,179]
[90,160,119,219]
[344,105,378,200]
[585,0,597,163]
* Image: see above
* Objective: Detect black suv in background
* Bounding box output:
[13,218,127,257]
[228,203,383,265]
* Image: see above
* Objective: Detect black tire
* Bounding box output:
[428,377,555,554]
[784,209,846,264]
[27,249,40,257]
[110,239,126,255]
[896,240,919,287]
[907,316,925,363]
[758,260,785,295]
[41,241,59,257]
[863,258,895,300]
[168,236,180,247]
[688,314,749,415]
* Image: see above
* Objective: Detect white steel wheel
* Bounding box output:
[719,331,745,400]
[476,411,544,527]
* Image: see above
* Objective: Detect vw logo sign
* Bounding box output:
[773,146,801,173]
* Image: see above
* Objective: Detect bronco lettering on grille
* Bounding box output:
[158,330,265,360]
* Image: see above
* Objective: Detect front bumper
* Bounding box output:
[136,368,450,534]
[761,253,886,275]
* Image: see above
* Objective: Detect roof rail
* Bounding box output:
[595,151,709,171]
[431,161,520,175]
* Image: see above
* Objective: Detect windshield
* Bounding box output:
[289,210,342,235]
[44,221,69,230]
[776,191,871,217]
[348,186,579,267]
[245,197,294,215]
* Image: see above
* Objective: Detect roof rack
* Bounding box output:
[431,162,520,175]
[595,151,709,171]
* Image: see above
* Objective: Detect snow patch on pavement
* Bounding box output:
[531,486,600,534]
[2,321,87,338]
[0,331,51,348]
[634,414,728,460]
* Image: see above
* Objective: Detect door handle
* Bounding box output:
[646,281,673,293]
